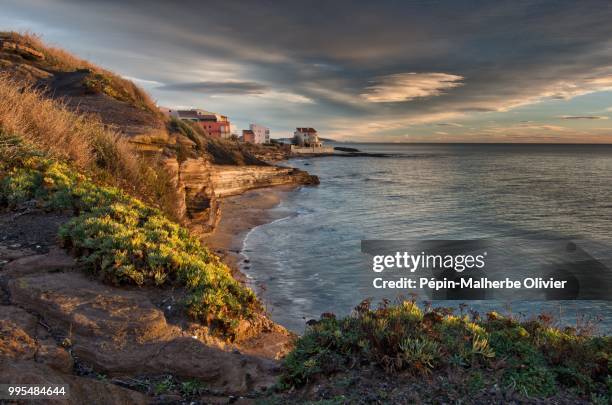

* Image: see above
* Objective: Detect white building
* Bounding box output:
[293,127,322,147]
[249,123,270,144]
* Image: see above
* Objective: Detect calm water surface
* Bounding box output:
[242,144,612,333]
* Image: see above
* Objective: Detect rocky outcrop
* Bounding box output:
[163,157,318,233]
[2,246,280,395]
[211,165,319,198]
[0,40,45,60]
[178,157,220,233]
[0,303,147,404]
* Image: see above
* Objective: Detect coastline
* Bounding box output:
[201,184,299,283]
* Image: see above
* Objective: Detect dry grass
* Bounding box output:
[0,73,98,168]
[0,31,159,115]
[0,73,180,218]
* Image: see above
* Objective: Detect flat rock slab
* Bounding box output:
[0,305,73,373]
[0,361,148,405]
[1,246,77,278]
[8,270,278,393]
[0,306,96,402]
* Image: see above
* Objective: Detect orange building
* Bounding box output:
[171,109,231,139]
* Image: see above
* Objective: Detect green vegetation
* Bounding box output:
[281,299,611,401]
[0,132,260,337]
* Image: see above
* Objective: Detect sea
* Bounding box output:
[241,144,612,333]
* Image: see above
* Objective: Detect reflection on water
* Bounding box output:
[242,144,612,333]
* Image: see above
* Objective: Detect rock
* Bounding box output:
[0,245,37,261]
[0,361,147,405]
[8,271,280,394]
[334,146,360,153]
[179,158,219,233]
[155,393,183,403]
[0,306,73,373]
[0,40,45,60]
[211,165,318,197]
[35,339,74,373]
[1,247,77,278]
[0,311,37,361]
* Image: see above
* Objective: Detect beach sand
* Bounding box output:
[202,185,298,281]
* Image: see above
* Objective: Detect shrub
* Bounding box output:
[280,300,611,401]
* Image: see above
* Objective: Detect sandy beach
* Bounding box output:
[201,185,299,281]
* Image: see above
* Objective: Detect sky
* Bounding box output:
[2,0,612,142]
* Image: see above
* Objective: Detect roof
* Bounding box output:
[176,109,224,121]
[242,129,254,134]
[296,127,317,133]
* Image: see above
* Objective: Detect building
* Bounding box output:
[241,129,255,143]
[248,123,270,144]
[293,127,322,147]
[170,109,231,139]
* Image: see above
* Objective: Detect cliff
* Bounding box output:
[0,31,319,236]
[0,32,319,402]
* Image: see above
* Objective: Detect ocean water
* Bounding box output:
[242,144,612,333]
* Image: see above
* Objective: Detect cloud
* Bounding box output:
[361,72,464,103]
[122,75,162,87]
[559,115,609,120]
[157,81,269,95]
[436,122,463,127]
[5,0,612,141]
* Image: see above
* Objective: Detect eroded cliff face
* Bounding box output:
[178,157,219,233]
[211,165,319,197]
[163,156,318,234]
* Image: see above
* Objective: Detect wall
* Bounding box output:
[290,145,335,154]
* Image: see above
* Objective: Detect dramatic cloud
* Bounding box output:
[559,115,609,120]
[361,73,464,103]
[158,81,269,95]
[2,0,612,141]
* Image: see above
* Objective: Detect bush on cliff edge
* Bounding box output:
[281,299,611,401]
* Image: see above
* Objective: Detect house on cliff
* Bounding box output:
[168,108,231,139]
[291,127,334,154]
[293,127,322,147]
